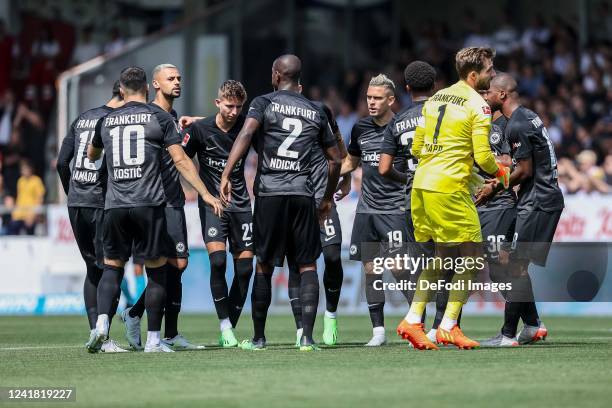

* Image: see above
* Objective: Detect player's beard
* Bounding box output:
[476,76,491,92]
[165,89,180,100]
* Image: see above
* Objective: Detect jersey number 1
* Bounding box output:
[432,104,447,144]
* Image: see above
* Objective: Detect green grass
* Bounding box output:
[1,315,611,408]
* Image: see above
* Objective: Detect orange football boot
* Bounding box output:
[436,325,480,350]
[396,320,439,350]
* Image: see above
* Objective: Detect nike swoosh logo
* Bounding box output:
[360,140,369,145]
[245,242,252,247]
[324,235,336,242]
[213,297,226,302]
[206,146,216,151]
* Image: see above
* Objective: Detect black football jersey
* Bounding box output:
[58,105,112,208]
[310,103,340,207]
[477,115,517,211]
[506,106,564,212]
[247,90,336,197]
[149,103,185,208]
[348,116,407,214]
[380,101,423,209]
[91,101,182,209]
[183,115,251,212]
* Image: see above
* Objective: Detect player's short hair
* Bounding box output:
[218,80,247,101]
[152,63,178,80]
[111,80,122,100]
[119,67,147,93]
[455,47,496,80]
[369,74,395,94]
[404,61,436,92]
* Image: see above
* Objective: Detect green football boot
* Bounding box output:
[322,315,338,346]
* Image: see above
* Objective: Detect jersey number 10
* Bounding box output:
[110,125,145,167]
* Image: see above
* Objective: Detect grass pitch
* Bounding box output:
[1,314,611,407]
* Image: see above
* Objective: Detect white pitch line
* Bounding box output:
[0,345,83,351]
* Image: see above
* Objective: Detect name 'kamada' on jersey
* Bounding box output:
[72,169,98,183]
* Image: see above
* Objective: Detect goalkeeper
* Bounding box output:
[396,47,510,350]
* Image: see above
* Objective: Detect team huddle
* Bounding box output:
[57,46,564,353]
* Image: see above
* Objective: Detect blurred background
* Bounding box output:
[0,0,610,316]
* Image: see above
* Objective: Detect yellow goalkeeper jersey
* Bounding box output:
[411,80,499,193]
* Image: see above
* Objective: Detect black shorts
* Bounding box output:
[103,206,172,262]
[349,212,410,261]
[165,207,189,258]
[68,207,104,268]
[320,205,342,248]
[510,209,562,267]
[478,207,517,261]
[253,195,321,267]
[200,206,253,254]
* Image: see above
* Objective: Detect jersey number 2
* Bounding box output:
[279,118,302,159]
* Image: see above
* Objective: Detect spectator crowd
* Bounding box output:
[1,3,611,235]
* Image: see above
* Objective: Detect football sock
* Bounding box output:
[134,274,146,298]
[432,289,448,329]
[323,244,343,313]
[109,290,119,330]
[521,302,540,327]
[389,267,415,304]
[84,264,103,330]
[404,303,426,324]
[120,278,133,306]
[220,318,232,332]
[129,289,146,318]
[412,265,438,304]
[164,262,184,339]
[518,275,540,326]
[440,301,462,331]
[209,251,229,320]
[299,269,319,341]
[251,272,272,341]
[145,264,167,332]
[502,301,522,338]
[368,303,385,328]
[287,261,302,329]
[365,273,385,328]
[228,258,253,327]
[97,264,124,316]
[146,331,160,347]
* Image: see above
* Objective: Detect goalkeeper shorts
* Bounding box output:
[411,188,482,244]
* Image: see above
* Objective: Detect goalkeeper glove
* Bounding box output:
[495,165,510,189]
[468,167,485,196]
